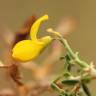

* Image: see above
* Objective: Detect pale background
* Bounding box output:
[0,0,96,95]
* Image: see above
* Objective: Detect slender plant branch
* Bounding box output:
[47,28,96,96]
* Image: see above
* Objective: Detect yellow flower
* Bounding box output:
[12,15,52,62]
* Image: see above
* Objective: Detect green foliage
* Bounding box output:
[51,32,96,96]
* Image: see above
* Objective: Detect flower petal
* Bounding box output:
[30,14,48,41]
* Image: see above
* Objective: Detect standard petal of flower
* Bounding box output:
[30,14,48,41]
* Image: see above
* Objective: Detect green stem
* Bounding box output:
[59,38,75,59]
[51,74,65,93]
[59,37,89,68]
[51,82,62,93]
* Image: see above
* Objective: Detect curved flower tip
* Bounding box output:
[30,14,49,41]
[12,15,52,62]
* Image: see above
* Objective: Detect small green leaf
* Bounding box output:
[63,72,71,78]
[62,79,79,85]
[81,82,91,96]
